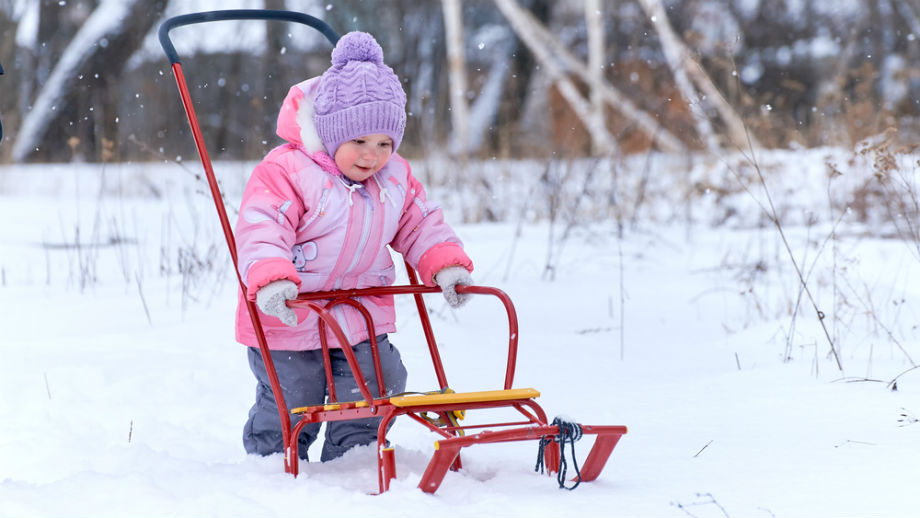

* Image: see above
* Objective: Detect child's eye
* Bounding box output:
[379,141,392,148]
[352,139,365,145]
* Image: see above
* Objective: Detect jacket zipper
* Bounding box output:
[333,184,374,339]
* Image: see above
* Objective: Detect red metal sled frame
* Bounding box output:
[159,10,626,494]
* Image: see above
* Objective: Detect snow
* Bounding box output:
[1,152,919,516]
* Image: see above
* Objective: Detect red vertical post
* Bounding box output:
[169,62,294,471]
[404,261,450,390]
[380,447,396,492]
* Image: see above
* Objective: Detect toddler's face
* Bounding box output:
[334,134,394,182]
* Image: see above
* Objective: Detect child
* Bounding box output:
[234,31,474,462]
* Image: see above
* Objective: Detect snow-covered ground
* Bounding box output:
[1,153,919,517]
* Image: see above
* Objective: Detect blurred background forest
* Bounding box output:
[2,0,920,164]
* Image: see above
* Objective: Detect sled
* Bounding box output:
[159,10,627,494]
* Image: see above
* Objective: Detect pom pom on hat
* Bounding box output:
[314,32,407,158]
[331,32,384,67]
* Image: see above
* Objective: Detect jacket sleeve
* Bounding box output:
[390,158,473,286]
[235,159,305,301]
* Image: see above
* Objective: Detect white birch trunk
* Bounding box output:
[11,0,136,162]
[637,0,755,151]
[494,0,618,155]
[892,0,920,37]
[636,0,719,152]
[441,0,470,155]
[466,26,514,152]
[585,0,607,156]
[495,0,685,153]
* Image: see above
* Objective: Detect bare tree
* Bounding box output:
[0,60,4,143]
[892,0,920,35]
[637,0,755,151]
[585,0,606,156]
[12,0,168,162]
[494,0,685,153]
[465,24,515,154]
[494,0,618,155]
[0,4,17,151]
[441,0,469,156]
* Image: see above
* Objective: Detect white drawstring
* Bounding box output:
[338,175,396,208]
[373,175,397,207]
[339,177,363,206]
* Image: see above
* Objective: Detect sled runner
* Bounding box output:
[159,10,627,494]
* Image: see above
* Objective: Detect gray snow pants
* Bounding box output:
[243,335,408,462]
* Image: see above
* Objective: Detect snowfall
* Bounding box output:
[1,146,919,517]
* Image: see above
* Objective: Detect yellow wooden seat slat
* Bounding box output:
[291,400,370,415]
[389,388,539,407]
[291,388,540,414]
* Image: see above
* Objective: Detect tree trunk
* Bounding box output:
[0,10,14,151]
[585,0,606,156]
[494,0,685,153]
[262,0,289,141]
[637,0,755,151]
[635,0,718,152]
[892,0,920,35]
[494,0,618,156]
[12,0,169,162]
[441,0,469,156]
[467,33,512,153]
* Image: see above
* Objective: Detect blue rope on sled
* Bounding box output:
[535,416,584,490]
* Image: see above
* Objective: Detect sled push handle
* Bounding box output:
[158,9,339,65]
[159,10,339,474]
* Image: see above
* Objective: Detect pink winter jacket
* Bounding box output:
[234,77,473,351]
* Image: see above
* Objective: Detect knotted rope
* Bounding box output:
[535,416,584,490]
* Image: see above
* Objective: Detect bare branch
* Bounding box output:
[494,0,685,153]
[637,0,756,152]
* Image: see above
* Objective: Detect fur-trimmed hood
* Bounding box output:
[275,77,326,155]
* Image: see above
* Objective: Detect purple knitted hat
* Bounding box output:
[313,32,407,157]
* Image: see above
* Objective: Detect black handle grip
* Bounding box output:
[158,9,339,64]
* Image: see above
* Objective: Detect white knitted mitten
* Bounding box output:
[255,279,299,327]
[434,266,473,308]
